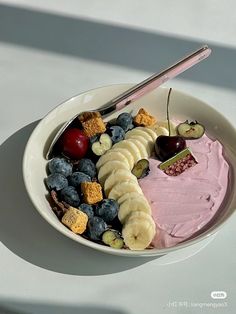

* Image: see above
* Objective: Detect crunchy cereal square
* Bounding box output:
[62,206,88,234]
[79,111,106,137]
[133,108,156,127]
[81,181,103,204]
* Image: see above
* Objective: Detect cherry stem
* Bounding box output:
[167,88,172,136]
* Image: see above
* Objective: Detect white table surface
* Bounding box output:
[0,1,235,313]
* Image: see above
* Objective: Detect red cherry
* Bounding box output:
[59,128,89,159]
[155,135,186,161]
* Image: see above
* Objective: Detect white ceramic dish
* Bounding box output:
[23,84,236,257]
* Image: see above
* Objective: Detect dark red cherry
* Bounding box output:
[59,128,89,160]
[155,135,186,161]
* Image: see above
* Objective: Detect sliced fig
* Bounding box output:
[159,147,198,176]
[131,159,150,179]
[177,120,205,139]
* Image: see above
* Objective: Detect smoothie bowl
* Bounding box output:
[23,85,236,257]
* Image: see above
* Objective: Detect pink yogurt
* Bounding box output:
[138,135,229,248]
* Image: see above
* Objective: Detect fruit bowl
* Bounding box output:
[23,84,236,257]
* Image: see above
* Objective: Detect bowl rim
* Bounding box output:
[22,84,236,257]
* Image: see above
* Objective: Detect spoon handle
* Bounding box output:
[99,45,211,116]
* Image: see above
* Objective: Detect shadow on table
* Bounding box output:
[0,301,127,314]
[0,122,159,276]
[0,4,236,90]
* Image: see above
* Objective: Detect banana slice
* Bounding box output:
[125,211,155,231]
[104,169,138,197]
[96,150,130,170]
[117,191,144,205]
[154,120,177,135]
[112,140,142,163]
[122,211,156,250]
[108,181,143,201]
[127,138,148,159]
[111,148,134,170]
[124,211,156,247]
[98,160,129,186]
[118,195,152,224]
[125,129,153,142]
[125,135,152,156]
[135,127,157,141]
[148,124,169,137]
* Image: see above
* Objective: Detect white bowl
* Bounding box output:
[23,84,236,257]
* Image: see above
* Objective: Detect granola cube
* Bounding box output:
[79,111,106,137]
[62,206,88,234]
[133,108,156,127]
[81,181,103,204]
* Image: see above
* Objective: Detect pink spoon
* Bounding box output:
[46,45,211,159]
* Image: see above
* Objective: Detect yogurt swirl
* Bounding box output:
[139,134,229,248]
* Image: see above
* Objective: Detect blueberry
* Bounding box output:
[116,112,134,132]
[69,172,91,188]
[76,158,96,178]
[60,186,80,207]
[107,126,125,144]
[79,203,94,219]
[45,173,68,191]
[94,199,119,223]
[87,216,107,241]
[48,157,73,177]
